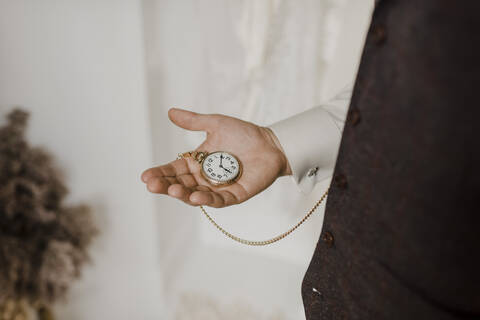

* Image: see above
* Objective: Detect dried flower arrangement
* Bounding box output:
[0,109,97,320]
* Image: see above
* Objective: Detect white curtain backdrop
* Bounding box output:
[143,0,372,319]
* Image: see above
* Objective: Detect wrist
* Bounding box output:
[261,126,293,177]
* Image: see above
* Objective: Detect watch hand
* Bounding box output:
[220,154,223,166]
[223,167,232,174]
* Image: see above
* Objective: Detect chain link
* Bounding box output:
[177,151,329,246]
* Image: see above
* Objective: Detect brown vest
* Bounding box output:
[301,1,480,319]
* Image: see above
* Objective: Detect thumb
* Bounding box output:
[168,107,213,132]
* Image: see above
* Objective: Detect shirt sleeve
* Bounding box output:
[267,83,352,194]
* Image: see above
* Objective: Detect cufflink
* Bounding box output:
[307,166,319,177]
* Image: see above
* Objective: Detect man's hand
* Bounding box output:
[141,108,292,208]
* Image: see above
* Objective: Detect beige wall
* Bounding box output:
[0,1,165,319]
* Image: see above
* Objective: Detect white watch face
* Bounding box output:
[202,151,240,184]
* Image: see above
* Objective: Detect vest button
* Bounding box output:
[334,173,348,189]
[371,24,387,45]
[321,231,334,248]
[348,108,361,126]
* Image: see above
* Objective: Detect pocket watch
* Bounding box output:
[177,151,242,186]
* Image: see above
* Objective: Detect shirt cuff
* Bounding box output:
[267,85,352,194]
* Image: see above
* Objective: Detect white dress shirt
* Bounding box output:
[268,83,353,194]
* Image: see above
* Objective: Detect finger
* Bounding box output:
[195,185,211,192]
[141,169,154,183]
[141,164,173,183]
[141,159,192,182]
[189,190,214,206]
[189,190,238,208]
[217,190,239,206]
[164,174,202,188]
[176,174,198,188]
[165,176,179,185]
[167,184,200,206]
[168,107,217,132]
[146,177,170,194]
[184,185,211,206]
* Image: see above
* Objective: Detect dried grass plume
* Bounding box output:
[0,109,97,307]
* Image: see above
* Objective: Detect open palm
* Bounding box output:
[141,108,291,208]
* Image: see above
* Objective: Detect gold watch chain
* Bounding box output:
[177,151,328,246]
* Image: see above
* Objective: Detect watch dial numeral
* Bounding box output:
[207,168,212,172]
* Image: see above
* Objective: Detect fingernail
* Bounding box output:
[141,172,150,182]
